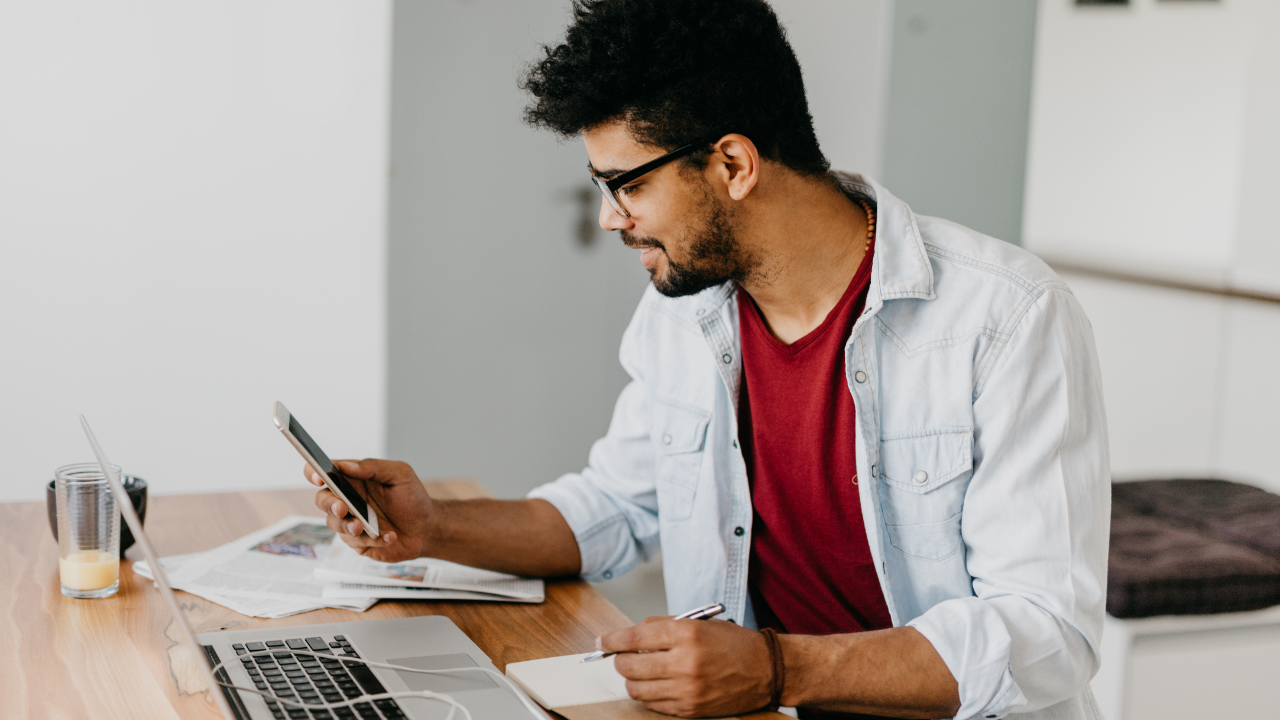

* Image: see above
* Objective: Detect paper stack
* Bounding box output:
[315,540,545,604]
[134,515,377,618]
[133,514,545,619]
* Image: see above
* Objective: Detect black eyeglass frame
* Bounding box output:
[590,135,720,218]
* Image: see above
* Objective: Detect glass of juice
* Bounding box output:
[55,463,121,599]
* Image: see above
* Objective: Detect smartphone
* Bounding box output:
[272,401,379,537]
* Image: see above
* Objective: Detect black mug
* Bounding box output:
[47,475,148,558]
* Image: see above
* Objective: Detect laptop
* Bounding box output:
[80,416,547,720]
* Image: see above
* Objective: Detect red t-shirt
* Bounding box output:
[738,242,892,641]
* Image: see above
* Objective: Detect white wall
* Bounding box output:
[1024,0,1256,281]
[0,1,391,502]
[770,0,894,179]
[1023,0,1280,494]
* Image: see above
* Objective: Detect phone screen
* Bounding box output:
[287,415,371,523]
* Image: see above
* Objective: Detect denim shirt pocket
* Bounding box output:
[652,397,711,521]
[877,427,973,561]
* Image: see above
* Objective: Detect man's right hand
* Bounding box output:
[307,458,435,563]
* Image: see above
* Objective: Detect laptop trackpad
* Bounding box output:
[387,654,497,694]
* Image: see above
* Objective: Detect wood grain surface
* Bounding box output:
[0,480,635,720]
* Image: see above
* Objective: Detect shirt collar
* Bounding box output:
[690,172,936,321]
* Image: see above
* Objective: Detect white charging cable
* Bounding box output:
[209,648,552,720]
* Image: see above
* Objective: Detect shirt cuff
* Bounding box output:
[907,597,1027,719]
[527,472,656,581]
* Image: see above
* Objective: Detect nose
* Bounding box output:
[599,195,633,232]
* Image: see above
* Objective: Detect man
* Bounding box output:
[309,1,1110,718]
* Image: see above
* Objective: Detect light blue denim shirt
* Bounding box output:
[529,174,1110,720]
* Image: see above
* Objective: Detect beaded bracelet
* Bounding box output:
[760,627,786,712]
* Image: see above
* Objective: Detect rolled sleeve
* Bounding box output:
[913,286,1110,718]
[908,597,1025,719]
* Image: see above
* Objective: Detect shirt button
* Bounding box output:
[734,526,745,536]
[914,471,928,483]
[733,439,739,448]
[696,309,705,316]
[602,571,613,579]
[662,434,672,445]
[722,353,733,364]
[854,370,867,383]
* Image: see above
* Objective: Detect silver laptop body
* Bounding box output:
[81,415,537,720]
[198,615,532,720]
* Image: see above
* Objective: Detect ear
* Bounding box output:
[706,134,760,202]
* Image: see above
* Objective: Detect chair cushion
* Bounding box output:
[1108,480,1280,618]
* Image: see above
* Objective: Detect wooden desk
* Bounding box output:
[0,481,629,719]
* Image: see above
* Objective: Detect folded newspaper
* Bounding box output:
[133,514,544,618]
[315,540,545,603]
[134,515,376,617]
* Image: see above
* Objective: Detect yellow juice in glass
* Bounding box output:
[59,551,119,592]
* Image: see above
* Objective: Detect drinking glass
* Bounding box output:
[55,463,121,599]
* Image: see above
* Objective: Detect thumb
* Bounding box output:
[336,459,373,478]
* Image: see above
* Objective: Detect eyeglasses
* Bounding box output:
[590,135,719,219]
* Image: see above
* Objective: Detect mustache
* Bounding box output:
[620,231,663,251]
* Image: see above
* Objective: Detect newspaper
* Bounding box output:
[134,553,326,619]
[322,582,543,603]
[315,539,545,602]
[152,515,377,612]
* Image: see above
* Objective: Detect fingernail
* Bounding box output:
[349,521,360,533]
[382,533,395,543]
[595,636,602,651]
[331,502,342,516]
[338,461,359,471]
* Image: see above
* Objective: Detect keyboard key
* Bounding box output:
[288,710,309,720]
[233,644,247,655]
[274,651,295,660]
[310,711,333,720]
[334,709,357,720]
[305,637,328,651]
[246,642,267,652]
[266,640,286,648]
[333,635,346,641]
[347,665,386,696]
[329,641,343,648]
[286,638,308,650]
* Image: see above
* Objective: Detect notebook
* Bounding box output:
[505,653,790,720]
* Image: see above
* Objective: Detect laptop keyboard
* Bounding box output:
[210,635,406,720]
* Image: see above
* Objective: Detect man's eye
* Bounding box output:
[619,184,640,196]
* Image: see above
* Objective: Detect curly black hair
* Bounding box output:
[521,0,830,177]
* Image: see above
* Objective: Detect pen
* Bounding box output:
[580,602,727,662]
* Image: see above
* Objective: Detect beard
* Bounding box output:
[621,188,747,298]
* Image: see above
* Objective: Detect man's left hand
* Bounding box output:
[600,617,773,717]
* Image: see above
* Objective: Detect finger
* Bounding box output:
[324,514,383,546]
[600,619,686,654]
[641,615,673,624]
[624,678,682,703]
[333,458,392,481]
[612,651,676,681]
[303,465,324,486]
[314,489,350,519]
